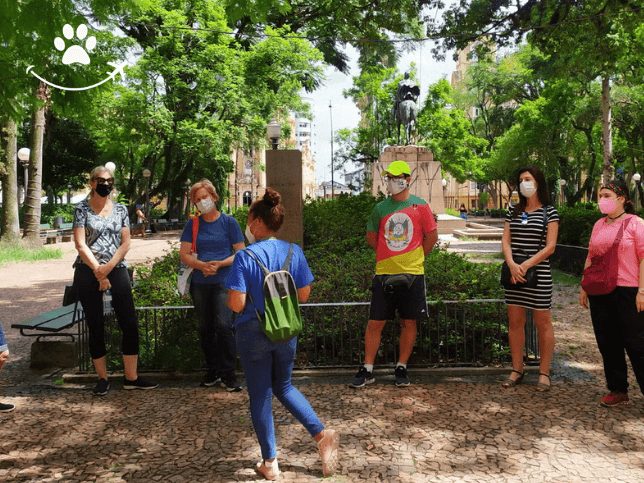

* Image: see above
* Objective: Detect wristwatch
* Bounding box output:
[638,288,644,294]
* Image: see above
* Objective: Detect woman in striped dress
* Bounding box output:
[501,166,559,391]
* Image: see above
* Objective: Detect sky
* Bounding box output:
[309,44,456,184]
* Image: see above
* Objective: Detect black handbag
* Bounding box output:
[500,208,548,289]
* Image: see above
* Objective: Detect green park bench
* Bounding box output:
[12,286,83,341]
[11,286,83,368]
[39,224,59,244]
[58,222,74,242]
[155,219,169,231]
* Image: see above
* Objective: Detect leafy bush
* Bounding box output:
[556,205,602,247]
[445,207,459,217]
[132,243,185,307]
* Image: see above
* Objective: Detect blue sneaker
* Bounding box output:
[350,367,375,388]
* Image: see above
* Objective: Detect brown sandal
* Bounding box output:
[536,373,551,392]
[501,370,524,388]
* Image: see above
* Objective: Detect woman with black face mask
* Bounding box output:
[73,166,157,396]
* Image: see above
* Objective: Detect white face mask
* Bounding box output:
[388,178,407,195]
[245,220,256,244]
[519,181,537,198]
[196,196,215,214]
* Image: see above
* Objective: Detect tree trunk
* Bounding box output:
[23,81,49,239]
[601,76,613,184]
[1,119,21,242]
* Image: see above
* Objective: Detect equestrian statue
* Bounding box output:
[392,72,420,145]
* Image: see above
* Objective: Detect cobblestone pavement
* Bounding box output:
[3,236,644,482]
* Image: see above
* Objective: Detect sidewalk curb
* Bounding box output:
[61,365,539,384]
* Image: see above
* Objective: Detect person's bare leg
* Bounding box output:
[533,309,555,389]
[93,356,108,380]
[398,319,417,364]
[364,320,386,365]
[123,354,138,381]
[505,305,527,383]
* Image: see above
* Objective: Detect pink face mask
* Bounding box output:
[599,197,617,214]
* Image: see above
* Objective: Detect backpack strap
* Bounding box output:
[281,244,293,272]
[243,249,270,277]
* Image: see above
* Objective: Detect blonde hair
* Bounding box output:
[189,178,219,204]
[88,166,114,199]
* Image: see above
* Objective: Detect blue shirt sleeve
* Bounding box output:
[228,215,244,244]
[180,218,195,243]
[289,244,314,289]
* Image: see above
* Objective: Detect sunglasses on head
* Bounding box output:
[93,177,114,185]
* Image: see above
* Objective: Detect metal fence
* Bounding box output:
[78,300,540,372]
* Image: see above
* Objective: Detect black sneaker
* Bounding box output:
[123,376,158,390]
[0,402,15,412]
[395,365,410,387]
[220,378,242,392]
[92,378,110,396]
[200,371,221,387]
[350,367,375,388]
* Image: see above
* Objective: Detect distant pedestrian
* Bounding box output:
[501,165,558,391]
[350,160,438,388]
[135,204,147,223]
[226,188,340,480]
[73,165,157,396]
[0,321,15,412]
[459,203,468,220]
[179,179,245,391]
[579,180,644,407]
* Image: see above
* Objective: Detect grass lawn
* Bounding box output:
[0,242,63,267]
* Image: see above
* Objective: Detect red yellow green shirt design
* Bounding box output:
[367,194,437,275]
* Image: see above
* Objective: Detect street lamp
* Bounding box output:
[18,147,30,205]
[267,119,281,150]
[633,173,641,210]
[559,179,566,205]
[329,100,334,199]
[142,169,151,225]
[105,161,116,173]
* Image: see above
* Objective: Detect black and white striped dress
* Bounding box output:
[504,205,559,310]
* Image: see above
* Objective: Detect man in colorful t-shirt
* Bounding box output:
[350,160,438,388]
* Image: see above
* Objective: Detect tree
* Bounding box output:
[225,0,428,73]
[0,120,20,242]
[429,0,644,184]
[95,0,324,210]
[416,79,487,184]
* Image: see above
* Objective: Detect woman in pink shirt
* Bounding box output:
[579,179,644,407]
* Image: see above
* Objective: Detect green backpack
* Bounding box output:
[244,244,303,342]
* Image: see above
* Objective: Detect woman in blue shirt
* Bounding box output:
[179,179,245,390]
[226,188,339,480]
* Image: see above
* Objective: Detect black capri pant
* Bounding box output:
[73,264,139,359]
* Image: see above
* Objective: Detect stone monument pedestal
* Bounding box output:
[265,150,303,246]
[372,146,445,215]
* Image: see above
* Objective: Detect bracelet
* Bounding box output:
[639,288,644,294]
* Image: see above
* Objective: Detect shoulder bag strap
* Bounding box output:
[191,216,199,254]
[538,206,548,251]
[614,215,632,245]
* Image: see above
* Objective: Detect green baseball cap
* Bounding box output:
[382,160,411,177]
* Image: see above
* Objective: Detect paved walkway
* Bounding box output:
[2,235,644,482]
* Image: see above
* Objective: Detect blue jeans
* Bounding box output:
[0,320,7,353]
[236,318,324,460]
[190,282,237,379]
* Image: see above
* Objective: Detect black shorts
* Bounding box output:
[369,274,428,321]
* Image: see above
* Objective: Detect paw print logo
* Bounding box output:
[54,24,96,65]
